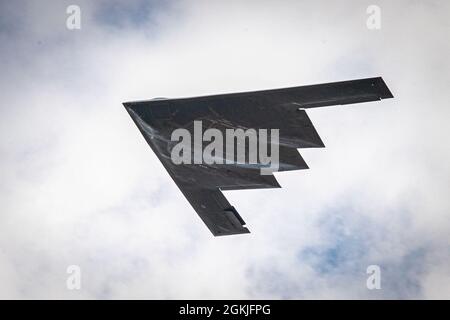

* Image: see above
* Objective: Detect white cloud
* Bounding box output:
[0,0,449,299]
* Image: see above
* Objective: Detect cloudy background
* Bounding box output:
[0,0,449,299]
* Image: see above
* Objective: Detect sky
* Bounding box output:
[0,0,449,299]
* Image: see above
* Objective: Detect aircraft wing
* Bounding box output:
[124,77,393,236]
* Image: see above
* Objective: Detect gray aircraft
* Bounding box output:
[124,77,393,236]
